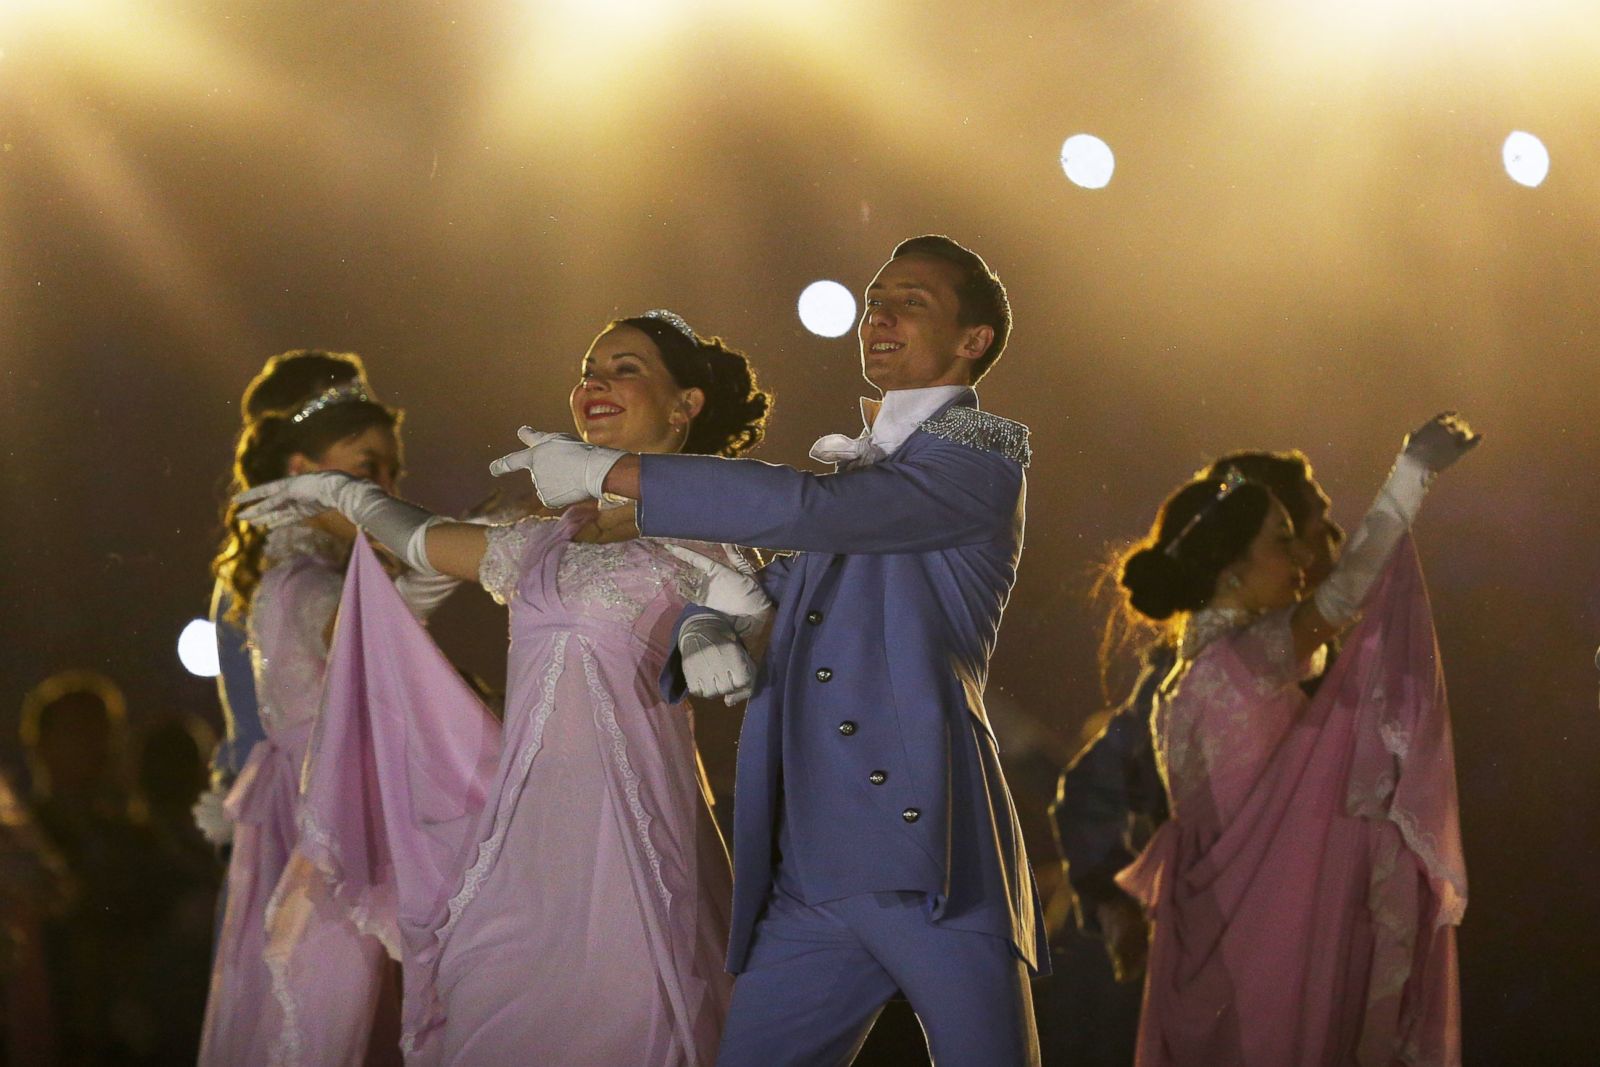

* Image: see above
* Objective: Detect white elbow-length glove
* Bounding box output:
[1313,412,1480,627]
[660,544,774,705]
[390,570,462,622]
[235,470,448,572]
[489,427,625,509]
[387,514,504,621]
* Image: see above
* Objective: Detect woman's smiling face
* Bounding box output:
[569,325,702,456]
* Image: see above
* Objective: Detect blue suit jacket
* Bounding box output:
[642,398,1048,976]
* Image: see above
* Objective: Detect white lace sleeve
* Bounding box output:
[478,516,549,606]
[1232,607,1326,690]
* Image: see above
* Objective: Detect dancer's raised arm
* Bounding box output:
[1286,412,1479,661]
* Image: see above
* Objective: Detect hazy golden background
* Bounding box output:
[3,2,1597,1059]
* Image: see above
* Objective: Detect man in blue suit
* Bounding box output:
[497,235,1046,1065]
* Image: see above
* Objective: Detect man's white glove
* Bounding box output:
[1314,412,1479,627]
[677,612,759,705]
[489,427,625,509]
[235,471,446,574]
[191,783,234,847]
[659,543,773,637]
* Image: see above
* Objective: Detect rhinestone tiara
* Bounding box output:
[290,382,374,423]
[1163,466,1249,558]
[641,308,697,343]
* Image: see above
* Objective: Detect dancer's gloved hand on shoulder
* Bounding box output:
[235,470,444,570]
[660,544,772,637]
[489,427,624,509]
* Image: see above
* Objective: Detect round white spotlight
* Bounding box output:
[1060,133,1115,189]
[1502,131,1549,188]
[798,280,857,338]
[178,618,221,678]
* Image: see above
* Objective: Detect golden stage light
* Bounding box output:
[1502,131,1550,188]
[1060,134,1115,190]
[798,280,856,339]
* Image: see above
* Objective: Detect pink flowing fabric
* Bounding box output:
[202,534,400,1066]
[279,533,502,1063]
[1118,537,1465,1067]
[301,519,734,1066]
[199,719,301,1064]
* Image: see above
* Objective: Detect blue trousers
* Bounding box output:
[715,888,1039,1067]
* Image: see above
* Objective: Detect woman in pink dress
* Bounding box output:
[202,359,449,1066]
[1108,413,1478,1066]
[237,311,773,1066]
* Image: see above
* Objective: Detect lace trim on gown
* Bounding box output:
[439,631,568,942]
[1158,607,1326,813]
[250,539,345,738]
[402,632,571,1055]
[1352,679,1468,928]
[294,804,402,958]
[579,638,672,911]
[556,539,708,621]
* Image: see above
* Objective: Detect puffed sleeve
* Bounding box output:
[476,516,550,606]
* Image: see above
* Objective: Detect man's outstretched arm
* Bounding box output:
[491,423,1023,555]
[628,446,1020,555]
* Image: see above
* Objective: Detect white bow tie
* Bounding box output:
[809,427,886,470]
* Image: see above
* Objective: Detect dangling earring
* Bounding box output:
[1225,573,1243,591]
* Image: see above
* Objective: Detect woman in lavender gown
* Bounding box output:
[237,311,773,1066]
[1107,413,1478,1066]
[193,350,374,852]
[201,365,452,1066]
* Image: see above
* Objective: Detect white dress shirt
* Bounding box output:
[809,385,977,468]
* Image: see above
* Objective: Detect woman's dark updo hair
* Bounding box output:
[612,314,772,457]
[241,349,370,421]
[212,355,399,624]
[1119,477,1274,622]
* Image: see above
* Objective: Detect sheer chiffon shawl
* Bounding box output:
[1118,537,1464,1066]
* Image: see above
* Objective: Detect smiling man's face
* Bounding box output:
[857,252,988,392]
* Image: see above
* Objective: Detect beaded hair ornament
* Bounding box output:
[1162,466,1249,559]
[290,382,374,423]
